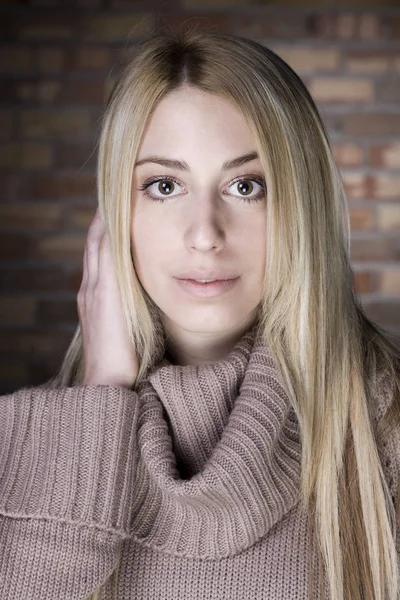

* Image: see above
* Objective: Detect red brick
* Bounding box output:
[344,50,395,74]
[31,172,95,199]
[0,233,35,261]
[0,295,37,326]
[157,13,231,35]
[0,110,14,140]
[376,204,400,230]
[27,358,67,388]
[388,17,400,38]
[350,207,375,230]
[111,0,165,6]
[68,206,96,229]
[76,0,103,8]
[35,233,86,261]
[0,173,30,202]
[57,141,97,169]
[112,47,131,64]
[36,47,66,73]
[0,143,53,168]
[343,174,400,201]
[230,13,309,38]
[30,0,102,5]
[379,270,400,295]
[0,16,20,43]
[71,47,110,71]
[368,143,400,168]
[1,82,15,105]
[104,77,117,103]
[362,301,400,328]
[350,236,400,261]
[79,14,153,41]
[0,46,32,74]
[16,81,64,105]
[0,329,72,357]
[184,0,249,4]
[376,80,400,104]
[18,17,74,41]
[341,113,400,136]
[67,80,107,106]
[393,56,400,72]
[0,362,29,387]
[23,143,54,168]
[309,77,374,103]
[332,142,364,167]
[0,267,67,292]
[20,110,91,138]
[68,267,83,291]
[0,81,13,104]
[36,299,78,324]
[372,175,400,199]
[353,270,373,294]
[271,44,339,73]
[0,202,63,231]
[315,13,382,40]
[342,172,370,199]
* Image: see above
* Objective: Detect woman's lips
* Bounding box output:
[175,277,240,298]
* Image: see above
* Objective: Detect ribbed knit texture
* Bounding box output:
[0,323,398,599]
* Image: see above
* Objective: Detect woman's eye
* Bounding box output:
[228,178,265,200]
[138,176,266,203]
[150,179,180,197]
[138,177,182,201]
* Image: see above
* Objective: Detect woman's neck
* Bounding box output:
[162,310,260,367]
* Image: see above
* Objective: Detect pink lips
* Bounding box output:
[175,277,240,298]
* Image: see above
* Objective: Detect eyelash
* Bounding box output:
[137,175,266,204]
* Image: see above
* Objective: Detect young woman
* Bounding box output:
[1,27,400,600]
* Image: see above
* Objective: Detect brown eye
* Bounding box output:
[157,180,176,195]
[138,176,183,202]
[227,177,266,203]
[237,180,254,196]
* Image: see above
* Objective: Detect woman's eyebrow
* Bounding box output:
[134,151,259,171]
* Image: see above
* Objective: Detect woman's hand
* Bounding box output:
[77,208,139,389]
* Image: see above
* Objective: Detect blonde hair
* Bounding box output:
[46,26,400,599]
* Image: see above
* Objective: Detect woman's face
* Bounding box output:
[131,85,267,339]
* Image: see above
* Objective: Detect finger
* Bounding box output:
[80,242,88,291]
[87,208,105,244]
[85,208,106,288]
[98,232,119,291]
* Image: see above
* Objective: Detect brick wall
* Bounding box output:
[1,1,400,393]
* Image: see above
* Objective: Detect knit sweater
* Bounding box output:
[0,323,398,599]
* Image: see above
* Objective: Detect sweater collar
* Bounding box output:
[147,326,255,479]
[134,323,302,559]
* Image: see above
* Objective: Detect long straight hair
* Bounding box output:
[46,27,400,600]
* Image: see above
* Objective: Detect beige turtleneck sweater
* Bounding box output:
[0,324,397,599]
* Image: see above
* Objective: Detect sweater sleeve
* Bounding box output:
[0,384,140,599]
